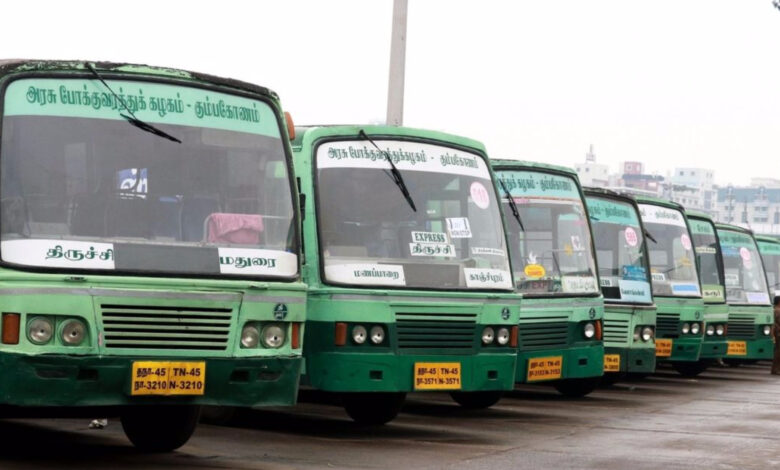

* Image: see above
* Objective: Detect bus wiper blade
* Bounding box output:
[358,129,416,212]
[498,178,524,231]
[644,230,658,244]
[85,63,181,144]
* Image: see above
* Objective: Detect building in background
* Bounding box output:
[664,167,717,215]
[574,145,610,187]
[715,180,780,235]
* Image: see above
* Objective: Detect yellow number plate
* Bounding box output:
[604,354,621,372]
[414,362,462,390]
[655,339,673,357]
[131,361,206,396]
[728,340,747,356]
[527,356,563,382]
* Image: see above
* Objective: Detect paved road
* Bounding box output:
[1,363,778,469]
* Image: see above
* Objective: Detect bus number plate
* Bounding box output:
[727,341,747,356]
[414,362,461,390]
[131,361,206,396]
[527,356,563,382]
[603,354,621,372]
[655,339,673,357]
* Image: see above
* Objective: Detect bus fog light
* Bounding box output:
[706,325,715,336]
[682,323,690,334]
[716,324,725,336]
[583,322,596,339]
[61,319,86,346]
[764,325,772,336]
[496,327,510,345]
[369,326,385,344]
[352,325,367,344]
[262,324,285,348]
[28,317,53,345]
[481,327,495,345]
[241,324,260,348]
[641,326,654,342]
[691,323,700,335]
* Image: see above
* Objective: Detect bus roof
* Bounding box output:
[684,209,715,222]
[756,234,780,244]
[291,125,486,153]
[490,158,579,177]
[625,193,686,212]
[0,59,277,99]
[715,222,755,236]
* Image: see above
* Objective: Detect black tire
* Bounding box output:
[199,406,236,426]
[342,392,405,425]
[724,359,742,368]
[672,361,708,377]
[553,378,600,398]
[121,405,201,452]
[449,391,503,409]
[600,373,622,386]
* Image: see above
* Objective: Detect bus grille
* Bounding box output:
[395,312,477,350]
[727,314,755,339]
[518,315,569,350]
[603,317,630,345]
[656,312,680,337]
[100,304,233,350]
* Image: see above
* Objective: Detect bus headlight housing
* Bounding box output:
[583,322,596,339]
[351,325,367,344]
[706,324,715,336]
[716,324,725,336]
[641,326,654,342]
[61,319,86,346]
[369,326,385,344]
[764,325,772,336]
[481,327,495,345]
[681,323,691,334]
[262,324,286,348]
[27,317,53,345]
[496,327,510,345]
[241,324,260,348]
[690,322,700,335]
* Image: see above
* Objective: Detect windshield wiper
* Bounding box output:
[86,63,182,144]
[644,229,658,244]
[358,129,416,212]
[498,178,524,231]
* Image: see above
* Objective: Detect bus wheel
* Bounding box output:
[199,406,236,425]
[121,405,201,452]
[449,391,503,409]
[600,373,622,386]
[672,361,708,377]
[723,359,742,368]
[553,378,600,398]
[342,392,405,425]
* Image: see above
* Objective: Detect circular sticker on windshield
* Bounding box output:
[470,182,490,209]
[625,227,638,247]
[680,233,692,251]
[740,246,751,261]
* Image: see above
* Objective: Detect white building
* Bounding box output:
[574,145,610,187]
[666,167,717,214]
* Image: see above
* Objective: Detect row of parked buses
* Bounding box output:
[0,60,776,452]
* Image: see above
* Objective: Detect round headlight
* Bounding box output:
[369,326,385,344]
[352,325,367,344]
[633,328,641,341]
[241,324,260,348]
[28,317,53,345]
[496,327,510,345]
[262,324,285,348]
[482,327,495,345]
[706,324,715,336]
[583,322,596,339]
[682,323,691,334]
[641,326,653,342]
[764,325,772,336]
[691,323,700,335]
[716,324,725,336]
[61,319,86,346]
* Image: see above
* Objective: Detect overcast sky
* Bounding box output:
[2,1,778,186]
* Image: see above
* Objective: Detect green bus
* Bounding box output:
[633,196,704,368]
[492,161,604,397]
[0,60,305,450]
[584,188,656,378]
[292,125,520,424]
[680,211,728,376]
[716,224,774,363]
[756,235,780,300]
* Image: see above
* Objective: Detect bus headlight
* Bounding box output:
[352,325,367,344]
[496,327,510,345]
[262,324,286,348]
[691,322,700,335]
[764,325,772,336]
[583,322,596,339]
[481,327,495,345]
[716,324,725,336]
[369,326,385,344]
[706,324,715,336]
[641,326,654,342]
[61,319,86,346]
[27,317,53,345]
[241,324,260,348]
[682,323,691,334]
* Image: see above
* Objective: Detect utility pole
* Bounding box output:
[386,0,408,126]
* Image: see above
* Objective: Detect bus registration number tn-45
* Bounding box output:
[414,362,462,390]
[131,361,206,396]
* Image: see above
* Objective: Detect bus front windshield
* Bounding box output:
[717,229,771,305]
[0,78,297,278]
[638,204,700,297]
[758,239,780,298]
[689,218,725,302]
[497,170,598,296]
[316,139,512,290]
[586,195,651,304]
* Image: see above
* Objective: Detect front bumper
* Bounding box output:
[515,344,604,383]
[0,353,302,407]
[604,346,656,374]
[656,336,702,363]
[699,337,728,359]
[725,338,774,360]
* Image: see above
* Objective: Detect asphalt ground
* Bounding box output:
[0,362,777,470]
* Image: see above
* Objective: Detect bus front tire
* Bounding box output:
[553,378,600,398]
[449,391,503,409]
[672,361,708,377]
[121,405,201,452]
[199,406,236,426]
[342,392,405,425]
